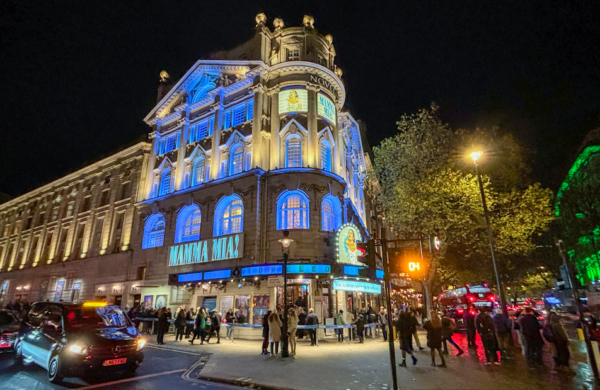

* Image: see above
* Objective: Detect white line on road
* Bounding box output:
[77,369,186,389]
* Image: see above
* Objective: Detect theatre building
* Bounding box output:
[0,14,383,338]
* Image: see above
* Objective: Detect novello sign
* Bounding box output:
[168,233,244,267]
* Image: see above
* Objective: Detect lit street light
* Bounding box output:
[470,151,506,313]
[277,230,294,358]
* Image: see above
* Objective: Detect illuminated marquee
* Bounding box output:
[317,93,336,125]
[336,223,365,266]
[332,280,382,294]
[168,233,244,267]
[279,89,308,114]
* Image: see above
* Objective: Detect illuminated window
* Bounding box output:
[159,134,179,154]
[277,190,309,230]
[320,140,332,171]
[175,205,201,243]
[286,136,302,168]
[143,214,165,249]
[232,105,246,127]
[230,145,244,175]
[287,49,300,61]
[193,157,205,186]
[321,195,342,231]
[159,169,171,196]
[214,195,244,237]
[247,100,254,120]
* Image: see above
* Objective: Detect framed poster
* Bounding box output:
[279,89,308,114]
[317,93,336,125]
[234,295,250,323]
[155,295,167,309]
[220,296,234,317]
[252,294,270,324]
[142,295,153,310]
[54,280,65,302]
[336,224,365,266]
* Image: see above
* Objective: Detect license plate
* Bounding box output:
[0,342,12,348]
[103,358,127,366]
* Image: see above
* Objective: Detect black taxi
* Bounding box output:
[15,301,145,383]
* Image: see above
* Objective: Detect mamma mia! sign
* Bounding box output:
[168,233,244,267]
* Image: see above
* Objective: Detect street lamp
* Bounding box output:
[278,230,294,358]
[470,151,505,312]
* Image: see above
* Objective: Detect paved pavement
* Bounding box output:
[145,330,595,390]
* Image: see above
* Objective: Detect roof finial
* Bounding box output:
[303,15,314,29]
[256,13,267,27]
[159,70,170,83]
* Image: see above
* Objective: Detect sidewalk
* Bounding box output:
[147,332,593,390]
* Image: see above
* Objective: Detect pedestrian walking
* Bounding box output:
[268,311,283,357]
[378,306,388,342]
[288,308,298,355]
[353,311,366,343]
[156,307,168,345]
[174,308,186,341]
[262,310,271,355]
[396,310,418,367]
[185,308,195,338]
[544,312,570,371]
[463,308,477,348]
[441,310,464,356]
[206,309,222,343]
[409,310,424,350]
[306,308,319,346]
[189,308,207,345]
[423,311,445,367]
[336,310,346,342]
[493,308,513,359]
[518,307,544,365]
[225,308,234,339]
[475,307,499,365]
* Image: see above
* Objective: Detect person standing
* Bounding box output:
[336,310,346,342]
[185,308,195,338]
[463,308,477,348]
[410,310,424,350]
[225,309,234,339]
[378,306,388,342]
[493,308,513,360]
[288,308,299,355]
[297,307,307,339]
[441,310,464,356]
[353,311,366,343]
[544,312,570,371]
[268,311,283,357]
[156,307,168,345]
[174,308,187,341]
[189,308,206,345]
[423,311,445,367]
[262,310,272,355]
[306,308,319,346]
[475,307,499,365]
[518,307,544,365]
[206,309,222,344]
[396,310,418,367]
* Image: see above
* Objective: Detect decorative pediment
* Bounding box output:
[154,156,174,173]
[280,119,308,137]
[184,144,208,163]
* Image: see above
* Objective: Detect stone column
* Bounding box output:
[268,86,280,170]
[145,129,160,200]
[175,117,190,191]
[210,101,223,180]
[250,83,266,169]
[306,84,320,168]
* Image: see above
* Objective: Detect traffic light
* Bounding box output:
[387,246,427,278]
[356,242,368,257]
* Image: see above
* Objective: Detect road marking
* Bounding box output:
[148,345,206,356]
[78,369,186,389]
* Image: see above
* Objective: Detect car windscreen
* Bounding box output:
[0,312,16,326]
[65,306,131,329]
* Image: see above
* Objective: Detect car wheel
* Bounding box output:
[48,355,63,384]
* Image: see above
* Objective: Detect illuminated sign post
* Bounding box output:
[332,280,382,294]
[168,233,244,267]
[335,224,365,266]
[317,94,337,125]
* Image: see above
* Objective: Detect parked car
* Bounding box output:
[0,310,20,352]
[15,301,145,383]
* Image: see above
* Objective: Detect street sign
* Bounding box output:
[267,276,284,288]
[434,236,441,250]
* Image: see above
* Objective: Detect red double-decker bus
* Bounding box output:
[438,284,497,326]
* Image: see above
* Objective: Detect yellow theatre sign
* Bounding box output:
[168,233,244,267]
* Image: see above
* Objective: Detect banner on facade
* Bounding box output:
[279,89,308,115]
[168,233,244,267]
[332,280,382,294]
[335,224,365,266]
[317,93,336,125]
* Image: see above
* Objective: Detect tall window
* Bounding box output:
[320,140,332,171]
[214,195,244,237]
[159,169,171,196]
[286,136,302,168]
[232,105,246,127]
[277,191,309,230]
[230,145,244,175]
[321,195,342,231]
[190,117,213,142]
[159,134,179,154]
[175,205,201,243]
[143,214,165,249]
[287,48,300,61]
[193,158,205,186]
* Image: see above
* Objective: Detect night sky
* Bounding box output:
[1,1,599,197]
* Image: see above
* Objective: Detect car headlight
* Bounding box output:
[69,344,88,354]
[136,338,146,351]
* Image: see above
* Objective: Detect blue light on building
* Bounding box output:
[204,269,231,280]
[344,266,362,276]
[287,264,331,274]
[376,270,384,279]
[178,272,203,283]
[241,265,282,277]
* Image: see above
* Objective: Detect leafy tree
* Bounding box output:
[369,104,554,309]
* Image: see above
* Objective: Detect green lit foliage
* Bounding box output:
[369,104,554,292]
[556,145,600,284]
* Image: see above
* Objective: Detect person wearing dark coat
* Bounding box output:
[261,310,272,355]
[174,309,187,341]
[409,310,424,350]
[463,309,477,347]
[518,307,544,365]
[297,307,307,339]
[442,310,464,356]
[306,308,319,346]
[423,311,445,367]
[225,309,234,339]
[206,310,222,343]
[396,310,418,367]
[353,312,366,343]
[544,312,570,370]
[156,307,168,345]
[476,307,499,365]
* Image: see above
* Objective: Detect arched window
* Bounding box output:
[175,205,201,243]
[286,136,302,168]
[159,168,171,196]
[277,190,309,230]
[321,195,342,232]
[230,144,244,175]
[142,214,166,249]
[320,140,331,171]
[214,195,244,237]
[192,157,205,186]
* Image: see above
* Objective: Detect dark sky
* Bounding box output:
[1,1,599,197]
